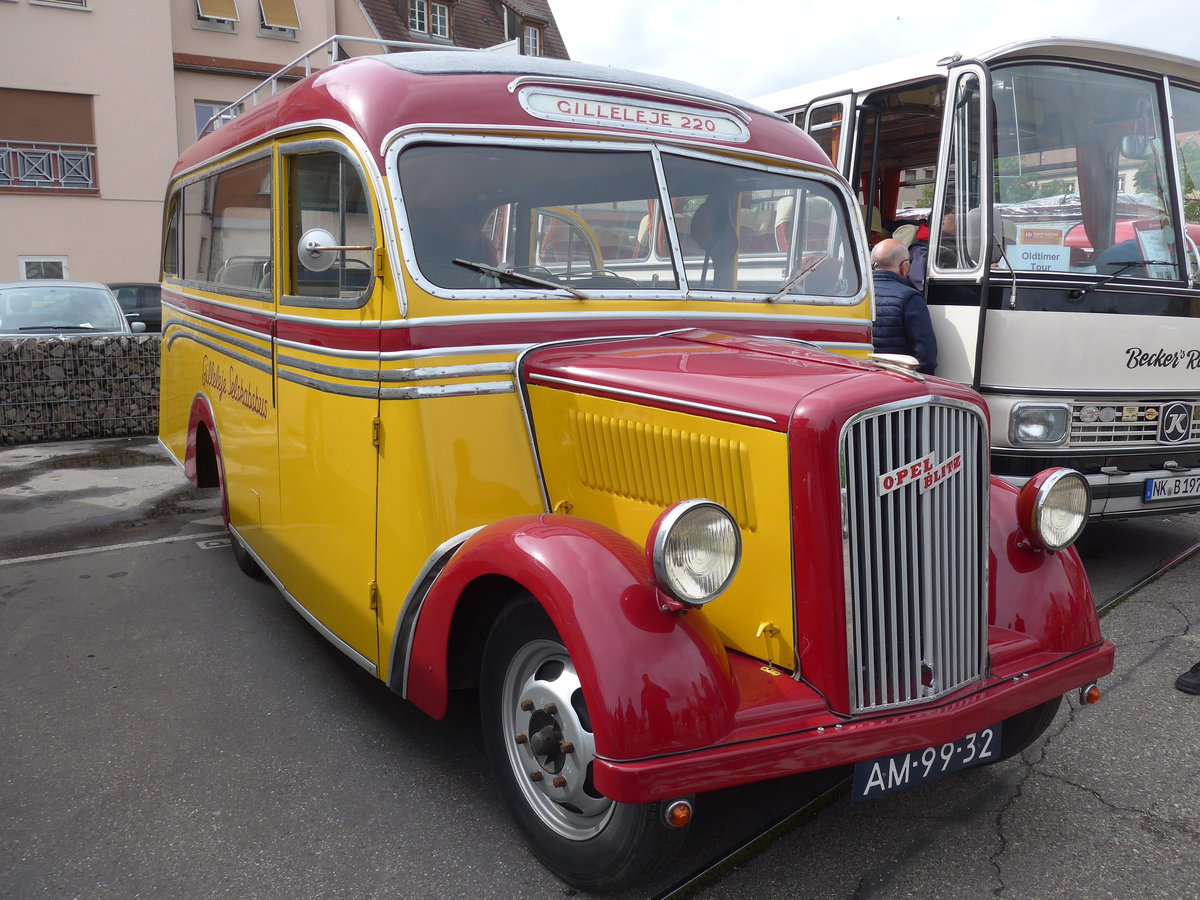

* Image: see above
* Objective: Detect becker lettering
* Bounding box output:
[1124,347,1200,370]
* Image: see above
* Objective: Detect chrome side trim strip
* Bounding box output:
[163,329,273,376]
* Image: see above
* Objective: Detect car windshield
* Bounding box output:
[0,284,125,333]
[396,143,861,302]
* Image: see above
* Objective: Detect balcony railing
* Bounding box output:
[0,141,97,191]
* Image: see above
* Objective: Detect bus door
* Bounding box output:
[803,93,855,176]
[273,140,383,668]
[926,62,993,388]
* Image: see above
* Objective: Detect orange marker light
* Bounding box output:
[665,800,693,828]
[1083,684,1102,704]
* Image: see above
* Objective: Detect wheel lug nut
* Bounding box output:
[515,733,528,744]
[529,771,543,782]
[543,703,557,715]
[552,776,567,788]
[560,741,574,754]
[520,699,534,712]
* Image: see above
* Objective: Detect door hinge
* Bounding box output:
[375,247,385,278]
[368,580,379,610]
[371,416,381,447]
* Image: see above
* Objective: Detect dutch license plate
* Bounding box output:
[851,723,1002,801]
[1144,474,1200,503]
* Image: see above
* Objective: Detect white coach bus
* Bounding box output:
[763,38,1200,518]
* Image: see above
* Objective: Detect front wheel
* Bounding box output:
[480,599,687,893]
[988,695,1063,764]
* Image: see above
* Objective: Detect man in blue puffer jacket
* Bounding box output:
[870,238,937,375]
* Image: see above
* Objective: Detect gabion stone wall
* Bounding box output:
[0,335,160,445]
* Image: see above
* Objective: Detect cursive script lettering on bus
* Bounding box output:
[201,354,269,419]
[1124,347,1200,370]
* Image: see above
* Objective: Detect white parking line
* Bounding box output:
[0,530,229,567]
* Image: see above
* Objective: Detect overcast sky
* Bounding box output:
[550,0,1200,104]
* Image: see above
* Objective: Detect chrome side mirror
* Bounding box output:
[297,227,371,273]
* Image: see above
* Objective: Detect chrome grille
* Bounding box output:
[1070,400,1200,446]
[840,398,988,714]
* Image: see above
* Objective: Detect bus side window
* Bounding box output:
[285,149,375,306]
[180,156,273,294]
[163,194,181,279]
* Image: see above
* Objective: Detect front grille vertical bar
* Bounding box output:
[851,417,870,710]
[919,406,935,698]
[939,406,955,687]
[897,407,911,703]
[883,413,898,705]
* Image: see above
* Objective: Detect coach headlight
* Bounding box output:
[1017,468,1090,552]
[648,500,741,607]
[1010,403,1070,446]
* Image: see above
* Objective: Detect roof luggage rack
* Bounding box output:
[202,35,485,135]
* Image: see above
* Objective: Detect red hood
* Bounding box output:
[521,329,986,431]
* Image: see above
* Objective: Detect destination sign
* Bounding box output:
[518,87,749,142]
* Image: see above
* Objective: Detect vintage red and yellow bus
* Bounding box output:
[762,38,1200,519]
[159,41,1113,892]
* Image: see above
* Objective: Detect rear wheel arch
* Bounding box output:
[192,422,220,490]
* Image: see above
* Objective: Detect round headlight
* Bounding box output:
[648,500,741,605]
[1017,468,1090,551]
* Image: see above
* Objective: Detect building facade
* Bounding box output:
[0,0,568,283]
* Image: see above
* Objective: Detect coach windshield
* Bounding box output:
[395,141,862,302]
[992,63,1184,286]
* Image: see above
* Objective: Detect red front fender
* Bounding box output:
[403,515,739,760]
[988,477,1101,652]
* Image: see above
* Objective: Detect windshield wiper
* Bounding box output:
[1069,259,1174,300]
[766,255,829,303]
[452,258,588,300]
[17,325,98,331]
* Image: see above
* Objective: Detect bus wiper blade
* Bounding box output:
[453,258,588,300]
[766,255,828,303]
[1070,259,1174,299]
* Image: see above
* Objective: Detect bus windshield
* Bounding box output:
[992,63,1189,284]
[396,143,861,302]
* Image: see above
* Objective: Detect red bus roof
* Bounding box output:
[173,51,832,178]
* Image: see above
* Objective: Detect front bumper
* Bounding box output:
[592,640,1113,804]
[993,447,1200,519]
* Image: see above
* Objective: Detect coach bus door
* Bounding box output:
[925,62,992,389]
[273,140,383,668]
[802,93,854,175]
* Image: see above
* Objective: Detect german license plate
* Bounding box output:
[851,724,1002,801]
[1144,474,1200,503]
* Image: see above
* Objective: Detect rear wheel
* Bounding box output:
[229,528,264,578]
[480,599,687,893]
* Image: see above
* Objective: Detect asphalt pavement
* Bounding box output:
[2,437,1199,899]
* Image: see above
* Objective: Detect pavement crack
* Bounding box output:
[988,760,1031,896]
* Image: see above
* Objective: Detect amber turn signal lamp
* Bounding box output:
[664,799,693,828]
[1080,682,1101,705]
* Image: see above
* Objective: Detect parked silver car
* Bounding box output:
[0,280,145,335]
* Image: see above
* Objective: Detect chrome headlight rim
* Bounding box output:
[648,499,742,606]
[1019,468,1090,551]
[1009,402,1072,447]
